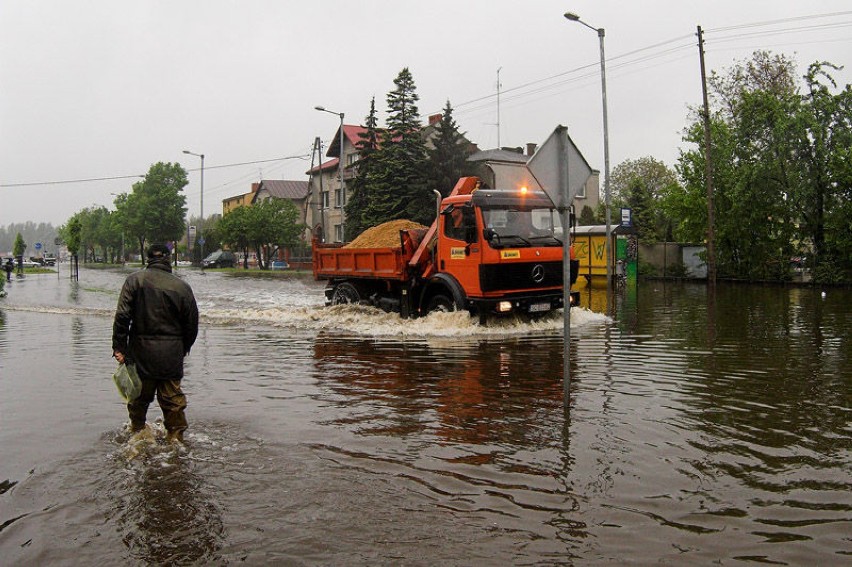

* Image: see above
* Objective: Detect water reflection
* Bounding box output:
[313,335,577,455]
[114,438,225,565]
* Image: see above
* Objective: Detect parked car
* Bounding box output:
[202,250,237,268]
[271,260,290,270]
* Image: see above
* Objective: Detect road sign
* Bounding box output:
[526,125,594,403]
[527,125,593,210]
[198,237,205,246]
[35,242,42,250]
[188,225,197,250]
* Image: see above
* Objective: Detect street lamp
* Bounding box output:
[314,105,345,242]
[110,193,125,264]
[182,150,205,268]
[564,11,612,289]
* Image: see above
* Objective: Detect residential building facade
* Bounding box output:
[306,125,365,243]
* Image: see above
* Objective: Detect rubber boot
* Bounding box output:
[166,429,185,447]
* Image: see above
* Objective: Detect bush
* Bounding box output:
[638,260,658,277]
[811,261,844,285]
[666,263,690,278]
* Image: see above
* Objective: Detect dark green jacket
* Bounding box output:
[112,258,199,380]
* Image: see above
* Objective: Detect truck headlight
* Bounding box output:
[497,301,513,313]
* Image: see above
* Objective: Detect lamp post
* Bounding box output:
[110,193,125,264]
[564,11,612,290]
[314,106,345,242]
[182,150,205,268]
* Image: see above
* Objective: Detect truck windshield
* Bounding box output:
[482,207,563,248]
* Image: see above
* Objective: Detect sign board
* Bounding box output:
[621,208,632,227]
[527,125,593,210]
[35,242,42,250]
[187,225,197,251]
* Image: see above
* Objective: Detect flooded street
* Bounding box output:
[0,267,849,565]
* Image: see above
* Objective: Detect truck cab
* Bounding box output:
[426,186,578,320]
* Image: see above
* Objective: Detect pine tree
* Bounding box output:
[370,68,432,225]
[427,100,474,197]
[344,97,380,239]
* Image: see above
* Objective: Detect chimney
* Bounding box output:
[527,143,537,156]
[429,113,442,126]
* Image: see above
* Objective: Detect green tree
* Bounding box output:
[427,100,474,198]
[252,198,304,269]
[12,232,26,257]
[578,205,597,226]
[792,63,852,282]
[344,97,381,240]
[674,51,850,281]
[78,206,112,262]
[118,162,188,259]
[58,215,83,256]
[368,68,432,226]
[218,200,305,269]
[218,205,252,268]
[609,157,680,241]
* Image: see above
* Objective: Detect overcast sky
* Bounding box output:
[2,1,850,227]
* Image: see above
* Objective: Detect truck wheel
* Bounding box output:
[331,282,362,305]
[426,294,455,314]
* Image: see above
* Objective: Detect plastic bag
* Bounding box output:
[113,363,142,402]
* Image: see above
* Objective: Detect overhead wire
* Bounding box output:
[1,153,310,189]
[3,11,848,193]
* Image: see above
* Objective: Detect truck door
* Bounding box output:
[438,205,481,294]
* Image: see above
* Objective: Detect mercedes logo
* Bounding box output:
[531,264,545,283]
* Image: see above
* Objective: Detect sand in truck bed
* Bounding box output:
[343,220,427,249]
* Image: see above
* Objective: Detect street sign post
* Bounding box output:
[528,125,593,406]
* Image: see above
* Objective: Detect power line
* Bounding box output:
[445,11,849,119]
[708,11,852,33]
[1,153,309,189]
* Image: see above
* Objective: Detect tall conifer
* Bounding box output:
[427,100,474,197]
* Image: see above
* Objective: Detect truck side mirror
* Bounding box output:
[483,227,495,242]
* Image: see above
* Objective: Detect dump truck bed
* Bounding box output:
[312,243,410,281]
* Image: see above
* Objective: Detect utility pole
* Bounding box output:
[697,26,716,284]
[313,137,325,242]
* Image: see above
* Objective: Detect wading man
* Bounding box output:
[112,243,199,445]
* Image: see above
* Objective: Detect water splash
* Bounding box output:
[204,303,608,337]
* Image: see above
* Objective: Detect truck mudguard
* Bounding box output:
[421,272,467,312]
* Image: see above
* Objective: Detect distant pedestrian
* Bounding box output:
[4,258,13,282]
[112,243,199,445]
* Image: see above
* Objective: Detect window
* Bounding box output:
[321,191,329,209]
[334,224,343,242]
[335,189,343,208]
[575,180,586,199]
[346,153,359,167]
[443,206,478,243]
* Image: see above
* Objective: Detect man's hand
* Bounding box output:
[113,351,126,364]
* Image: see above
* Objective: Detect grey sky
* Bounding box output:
[2,0,850,227]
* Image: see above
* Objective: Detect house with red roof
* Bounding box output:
[305,124,370,243]
[306,114,477,244]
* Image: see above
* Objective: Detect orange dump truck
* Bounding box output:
[312,177,580,322]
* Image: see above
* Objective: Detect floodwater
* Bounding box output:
[0,267,849,565]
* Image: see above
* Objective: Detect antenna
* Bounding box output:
[496,67,503,148]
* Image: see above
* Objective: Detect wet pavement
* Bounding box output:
[0,267,849,565]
